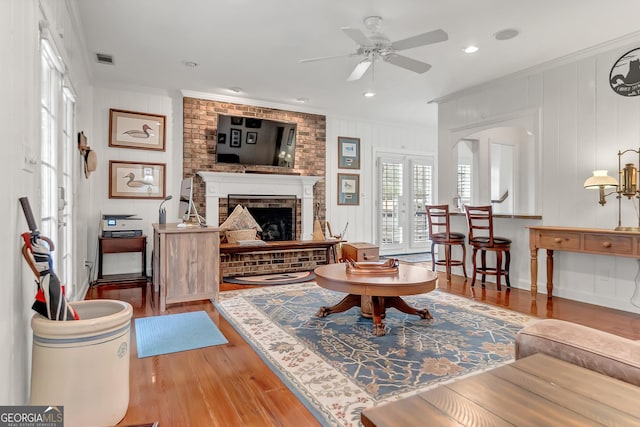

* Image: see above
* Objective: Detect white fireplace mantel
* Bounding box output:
[198,172,322,240]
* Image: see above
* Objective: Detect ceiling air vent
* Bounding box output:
[96,53,114,65]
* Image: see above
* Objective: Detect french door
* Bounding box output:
[41,36,75,297]
[377,153,433,255]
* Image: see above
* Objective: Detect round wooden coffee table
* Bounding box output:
[314,263,438,336]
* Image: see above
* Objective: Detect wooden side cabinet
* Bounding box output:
[341,242,379,262]
[153,224,220,312]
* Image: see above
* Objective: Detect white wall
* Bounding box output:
[86,92,437,274]
[0,0,91,404]
[326,113,438,244]
[89,87,181,277]
[437,37,640,314]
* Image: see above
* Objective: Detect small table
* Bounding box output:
[96,236,147,286]
[361,353,640,426]
[314,263,437,336]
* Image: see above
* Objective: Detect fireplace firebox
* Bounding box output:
[227,194,297,241]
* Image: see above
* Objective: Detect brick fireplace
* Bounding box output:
[225,195,298,241]
[198,172,321,240]
[184,97,327,277]
[182,96,327,227]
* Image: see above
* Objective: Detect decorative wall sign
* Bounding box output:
[338,173,360,205]
[338,136,360,169]
[217,133,226,144]
[109,160,166,199]
[246,131,257,144]
[610,47,640,97]
[109,109,166,151]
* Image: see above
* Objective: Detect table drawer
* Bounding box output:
[100,236,146,253]
[584,234,634,256]
[538,231,581,250]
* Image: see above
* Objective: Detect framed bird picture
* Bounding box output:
[109,109,166,151]
[109,160,166,199]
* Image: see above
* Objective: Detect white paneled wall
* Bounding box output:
[87,91,437,277]
[326,113,438,244]
[437,39,640,314]
[90,87,181,277]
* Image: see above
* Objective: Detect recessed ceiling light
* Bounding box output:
[494,28,519,41]
[363,91,376,98]
[183,61,198,68]
[228,87,243,94]
[462,45,479,54]
[296,97,309,103]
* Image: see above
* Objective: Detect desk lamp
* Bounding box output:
[584,148,640,231]
[158,195,172,224]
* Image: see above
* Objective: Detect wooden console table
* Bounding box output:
[152,224,220,312]
[529,226,640,299]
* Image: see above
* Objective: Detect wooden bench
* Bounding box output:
[219,239,344,279]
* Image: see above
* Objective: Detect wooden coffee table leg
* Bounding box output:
[317,294,361,317]
[371,296,386,336]
[386,297,432,319]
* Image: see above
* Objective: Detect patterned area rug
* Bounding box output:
[215,282,535,427]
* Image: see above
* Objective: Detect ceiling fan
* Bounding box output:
[300,16,448,81]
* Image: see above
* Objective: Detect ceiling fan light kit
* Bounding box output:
[299,16,448,82]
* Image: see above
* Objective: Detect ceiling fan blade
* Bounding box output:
[341,27,372,46]
[299,53,356,63]
[347,59,372,81]
[383,54,432,74]
[391,29,448,51]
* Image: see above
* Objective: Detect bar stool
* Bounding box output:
[464,205,511,290]
[425,205,467,280]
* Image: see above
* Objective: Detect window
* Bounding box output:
[457,163,472,206]
[412,163,432,244]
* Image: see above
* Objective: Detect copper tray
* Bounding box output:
[345,258,399,275]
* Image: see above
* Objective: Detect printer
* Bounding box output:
[102,214,143,238]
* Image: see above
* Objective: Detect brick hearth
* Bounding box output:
[221,249,328,278]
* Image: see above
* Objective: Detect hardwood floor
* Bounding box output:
[86,269,640,427]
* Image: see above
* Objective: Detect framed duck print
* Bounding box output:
[109,109,166,151]
[109,160,166,199]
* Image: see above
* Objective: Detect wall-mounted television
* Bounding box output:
[216,114,297,168]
